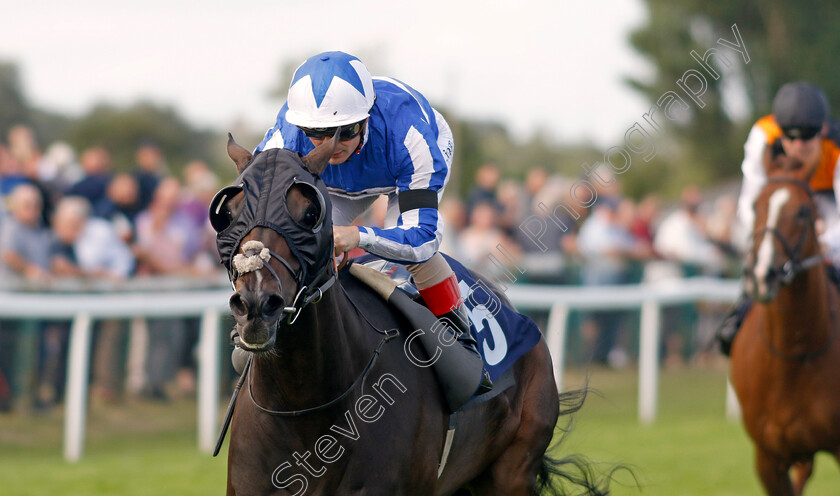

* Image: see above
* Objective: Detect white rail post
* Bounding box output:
[545,302,570,392]
[63,312,93,462]
[198,308,221,453]
[638,299,661,425]
[725,378,741,422]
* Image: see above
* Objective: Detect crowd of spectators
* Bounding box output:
[0,124,745,413]
[443,164,744,370]
[0,125,223,411]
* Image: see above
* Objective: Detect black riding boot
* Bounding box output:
[717,294,753,356]
[440,303,493,395]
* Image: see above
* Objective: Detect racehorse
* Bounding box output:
[732,158,840,496]
[211,135,608,495]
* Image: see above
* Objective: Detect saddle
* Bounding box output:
[349,254,537,395]
[353,257,421,300]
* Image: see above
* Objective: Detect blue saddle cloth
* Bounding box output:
[354,253,543,382]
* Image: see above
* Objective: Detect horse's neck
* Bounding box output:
[765,266,833,352]
[251,283,363,409]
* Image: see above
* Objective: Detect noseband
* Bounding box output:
[231,239,336,325]
[748,178,823,286]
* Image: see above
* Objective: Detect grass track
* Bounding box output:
[0,367,837,495]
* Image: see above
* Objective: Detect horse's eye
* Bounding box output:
[298,204,319,229]
[798,206,812,220]
[287,183,325,232]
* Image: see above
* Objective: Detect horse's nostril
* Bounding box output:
[263,294,285,317]
[230,293,248,318]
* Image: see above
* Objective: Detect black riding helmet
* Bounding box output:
[773,82,829,129]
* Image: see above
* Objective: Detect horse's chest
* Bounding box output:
[751,400,840,455]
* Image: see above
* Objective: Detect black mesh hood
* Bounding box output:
[211,148,334,287]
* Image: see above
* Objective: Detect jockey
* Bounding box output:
[255,51,491,391]
[736,82,840,238]
[719,81,840,353]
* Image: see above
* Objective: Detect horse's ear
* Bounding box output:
[301,128,340,175]
[227,133,253,174]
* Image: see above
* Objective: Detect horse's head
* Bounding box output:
[745,156,821,303]
[208,134,338,351]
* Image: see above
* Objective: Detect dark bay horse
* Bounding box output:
[732,162,840,495]
[211,136,607,495]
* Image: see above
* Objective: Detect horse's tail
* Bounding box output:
[534,387,635,496]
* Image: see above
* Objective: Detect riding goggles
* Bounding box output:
[781,126,821,142]
[299,120,364,141]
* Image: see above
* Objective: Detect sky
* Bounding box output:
[0,0,651,148]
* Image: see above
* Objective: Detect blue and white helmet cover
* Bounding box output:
[285,51,376,129]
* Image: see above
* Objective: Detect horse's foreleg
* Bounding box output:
[790,457,813,496]
[756,449,795,496]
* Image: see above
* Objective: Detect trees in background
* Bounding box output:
[627,0,840,193]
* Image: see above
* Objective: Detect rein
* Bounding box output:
[748,178,823,286]
[245,271,400,417]
[246,327,399,417]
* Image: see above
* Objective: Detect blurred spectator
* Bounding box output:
[0,183,55,409]
[575,198,646,367]
[524,167,549,208]
[68,146,113,208]
[0,183,52,281]
[94,173,142,244]
[132,142,168,212]
[439,197,468,260]
[466,164,501,216]
[653,186,726,276]
[458,200,522,280]
[629,194,660,251]
[50,196,135,280]
[649,187,728,368]
[0,144,28,200]
[705,194,741,261]
[9,126,60,225]
[7,125,43,181]
[497,179,527,235]
[132,178,211,401]
[181,160,219,230]
[50,196,135,404]
[134,178,212,276]
[40,141,83,194]
[515,178,578,283]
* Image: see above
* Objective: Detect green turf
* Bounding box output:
[558,367,839,495]
[0,368,837,495]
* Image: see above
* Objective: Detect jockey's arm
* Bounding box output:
[354,114,450,264]
[356,192,443,264]
[817,152,840,263]
[736,124,770,233]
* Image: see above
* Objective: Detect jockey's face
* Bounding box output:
[306,121,365,165]
[780,122,827,170]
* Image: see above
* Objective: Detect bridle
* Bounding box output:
[748,177,838,360]
[746,178,823,286]
[229,239,337,325]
